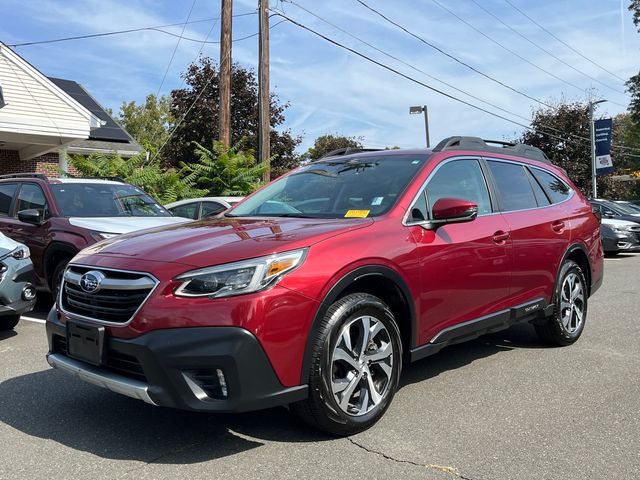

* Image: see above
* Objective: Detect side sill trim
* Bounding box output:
[410,298,547,363]
[46,353,157,406]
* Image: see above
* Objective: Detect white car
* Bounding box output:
[0,232,36,330]
[165,196,244,220]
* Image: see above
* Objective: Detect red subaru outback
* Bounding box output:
[46,137,603,435]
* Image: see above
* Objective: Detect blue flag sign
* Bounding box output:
[594,118,613,176]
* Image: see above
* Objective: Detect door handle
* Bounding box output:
[492,231,510,244]
[552,221,565,232]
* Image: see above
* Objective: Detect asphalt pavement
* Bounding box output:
[1,254,639,480]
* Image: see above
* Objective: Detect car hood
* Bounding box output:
[601,218,639,227]
[68,216,192,234]
[0,232,21,256]
[80,216,374,267]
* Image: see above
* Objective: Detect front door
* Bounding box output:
[407,157,513,345]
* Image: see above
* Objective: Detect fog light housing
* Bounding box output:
[22,285,36,301]
[182,368,228,400]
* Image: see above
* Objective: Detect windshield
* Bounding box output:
[229,154,430,218]
[599,200,635,215]
[614,202,640,214]
[50,183,171,217]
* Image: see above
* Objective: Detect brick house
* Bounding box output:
[0,42,141,176]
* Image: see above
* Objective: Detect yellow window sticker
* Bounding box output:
[344,210,370,218]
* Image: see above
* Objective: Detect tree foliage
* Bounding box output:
[519,102,635,198]
[180,141,267,196]
[63,151,206,204]
[166,56,301,178]
[630,0,640,29]
[302,134,364,161]
[116,94,174,155]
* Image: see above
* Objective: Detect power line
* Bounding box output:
[6,12,258,48]
[270,11,640,157]
[353,0,553,109]
[503,0,627,83]
[429,0,628,109]
[284,0,535,125]
[468,0,627,97]
[156,0,198,97]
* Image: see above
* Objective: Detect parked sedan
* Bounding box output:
[165,197,244,220]
[0,233,36,331]
[600,218,640,255]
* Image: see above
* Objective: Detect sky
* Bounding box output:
[1,0,639,153]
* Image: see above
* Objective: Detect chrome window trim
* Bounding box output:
[59,264,160,327]
[402,156,496,226]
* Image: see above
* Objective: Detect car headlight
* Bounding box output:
[612,225,633,233]
[174,248,308,298]
[11,245,30,260]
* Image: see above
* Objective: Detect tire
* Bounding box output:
[0,314,20,331]
[51,259,71,297]
[293,293,403,436]
[535,260,588,346]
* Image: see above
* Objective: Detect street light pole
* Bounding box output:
[589,99,607,199]
[410,105,430,148]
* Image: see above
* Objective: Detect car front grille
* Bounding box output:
[52,334,147,382]
[60,265,158,325]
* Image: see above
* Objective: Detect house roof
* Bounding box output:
[48,77,142,157]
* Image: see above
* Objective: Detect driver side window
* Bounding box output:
[425,159,492,218]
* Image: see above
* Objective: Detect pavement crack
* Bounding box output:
[347,437,479,480]
[113,442,202,479]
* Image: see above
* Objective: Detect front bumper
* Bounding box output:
[602,232,640,253]
[0,260,36,316]
[46,309,308,412]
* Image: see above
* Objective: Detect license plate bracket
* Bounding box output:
[67,320,105,366]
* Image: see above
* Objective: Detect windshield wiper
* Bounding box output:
[291,168,337,178]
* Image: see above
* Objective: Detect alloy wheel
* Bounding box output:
[330,315,394,416]
[559,272,585,334]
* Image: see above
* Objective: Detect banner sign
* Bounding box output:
[594,118,613,176]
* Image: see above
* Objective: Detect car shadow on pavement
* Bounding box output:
[0,323,546,463]
[400,323,548,388]
[0,368,328,464]
[0,330,17,341]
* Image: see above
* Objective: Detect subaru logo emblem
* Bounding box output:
[79,271,105,293]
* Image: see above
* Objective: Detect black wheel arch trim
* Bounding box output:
[44,242,78,288]
[299,265,416,385]
[557,243,594,297]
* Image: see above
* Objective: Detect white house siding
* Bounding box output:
[0,44,100,141]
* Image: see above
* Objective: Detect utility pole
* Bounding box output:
[258,0,271,182]
[589,99,607,198]
[219,0,233,147]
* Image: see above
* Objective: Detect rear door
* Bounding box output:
[407,157,513,345]
[485,159,571,306]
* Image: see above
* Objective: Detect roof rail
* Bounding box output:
[433,136,551,164]
[317,147,385,160]
[0,173,48,181]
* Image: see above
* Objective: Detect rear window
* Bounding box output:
[530,167,571,204]
[487,161,538,211]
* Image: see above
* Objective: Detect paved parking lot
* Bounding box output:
[1,255,639,480]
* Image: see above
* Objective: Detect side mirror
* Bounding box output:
[420,198,477,230]
[603,211,615,218]
[17,209,42,225]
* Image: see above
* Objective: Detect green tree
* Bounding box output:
[302,134,364,161]
[116,94,174,155]
[166,56,301,178]
[180,141,267,196]
[63,151,206,204]
[519,101,634,198]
